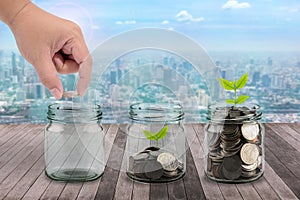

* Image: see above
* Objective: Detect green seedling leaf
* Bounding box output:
[236,72,248,89]
[156,125,168,140]
[218,78,235,90]
[219,71,249,108]
[226,99,236,104]
[143,130,157,140]
[236,95,249,104]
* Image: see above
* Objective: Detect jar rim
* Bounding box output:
[207,103,262,122]
[48,102,101,111]
[129,102,184,123]
[47,102,102,122]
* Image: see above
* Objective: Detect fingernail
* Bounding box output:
[77,90,86,97]
[50,88,62,99]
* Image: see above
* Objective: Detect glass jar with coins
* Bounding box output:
[204,104,264,183]
[44,101,105,181]
[126,102,186,183]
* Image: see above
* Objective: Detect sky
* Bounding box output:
[1,0,300,52]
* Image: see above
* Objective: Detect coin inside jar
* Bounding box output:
[157,152,178,171]
[241,123,259,141]
[240,143,260,165]
[62,91,78,98]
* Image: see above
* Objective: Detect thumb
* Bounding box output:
[34,56,63,99]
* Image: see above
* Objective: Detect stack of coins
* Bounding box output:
[205,117,263,181]
[128,147,184,181]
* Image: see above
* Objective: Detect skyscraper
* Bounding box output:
[11,52,18,76]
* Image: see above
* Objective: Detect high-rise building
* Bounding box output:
[261,74,271,87]
[0,50,3,63]
[34,83,45,99]
[110,71,117,84]
[252,71,260,85]
[268,57,273,66]
[11,52,18,76]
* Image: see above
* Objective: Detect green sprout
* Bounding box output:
[143,125,169,147]
[218,72,249,109]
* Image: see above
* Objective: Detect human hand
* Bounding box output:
[7,2,92,99]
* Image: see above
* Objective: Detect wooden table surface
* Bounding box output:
[0,123,299,200]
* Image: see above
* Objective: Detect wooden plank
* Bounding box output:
[265,125,300,178]
[252,176,280,200]
[182,147,206,200]
[59,183,83,200]
[150,183,168,200]
[127,123,150,200]
[264,162,298,200]
[132,182,150,200]
[95,125,127,200]
[0,124,32,157]
[4,155,45,200]
[236,183,262,200]
[218,184,243,200]
[21,172,51,200]
[188,124,226,200]
[77,124,113,200]
[276,123,300,141]
[0,126,43,183]
[267,124,300,153]
[288,123,300,134]
[76,179,102,200]
[167,179,187,200]
[0,124,24,140]
[114,150,133,200]
[264,145,300,199]
[0,140,43,199]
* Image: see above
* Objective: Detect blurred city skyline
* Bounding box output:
[0,49,299,123]
[0,0,300,123]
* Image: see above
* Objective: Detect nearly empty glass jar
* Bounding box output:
[126,102,186,183]
[204,103,265,183]
[44,102,104,182]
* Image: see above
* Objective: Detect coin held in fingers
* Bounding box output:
[62,91,78,98]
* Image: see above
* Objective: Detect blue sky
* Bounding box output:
[1,0,300,51]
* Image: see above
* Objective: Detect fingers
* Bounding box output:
[35,56,63,99]
[77,54,92,96]
[53,53,79,74]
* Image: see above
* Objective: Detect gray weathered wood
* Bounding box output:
[4,155,45,200]
[190,124,225,200]
[264,162,298,200]
[0,124,299,200]
[95,125,127,200]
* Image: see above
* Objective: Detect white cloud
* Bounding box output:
[222,0,251,10]
[91,25,100,30]
[285,17,292,22]
[175,10,204,22]
[161,20,170,25]
[115,20,136,25]
[290,8,299,13]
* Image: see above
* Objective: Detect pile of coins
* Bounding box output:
[205,114,263,181]
[128,147,184,181]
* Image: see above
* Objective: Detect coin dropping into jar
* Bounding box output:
[62,91,78,98]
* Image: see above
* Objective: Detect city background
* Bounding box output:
[0,0,300,123]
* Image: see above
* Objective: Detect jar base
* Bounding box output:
[46,168,103,182]
[126,171,185,183]
[205,171,264,184]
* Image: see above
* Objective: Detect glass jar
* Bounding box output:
[126,102,186,183]
[204,104,265,183]
[44,102,104,182]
